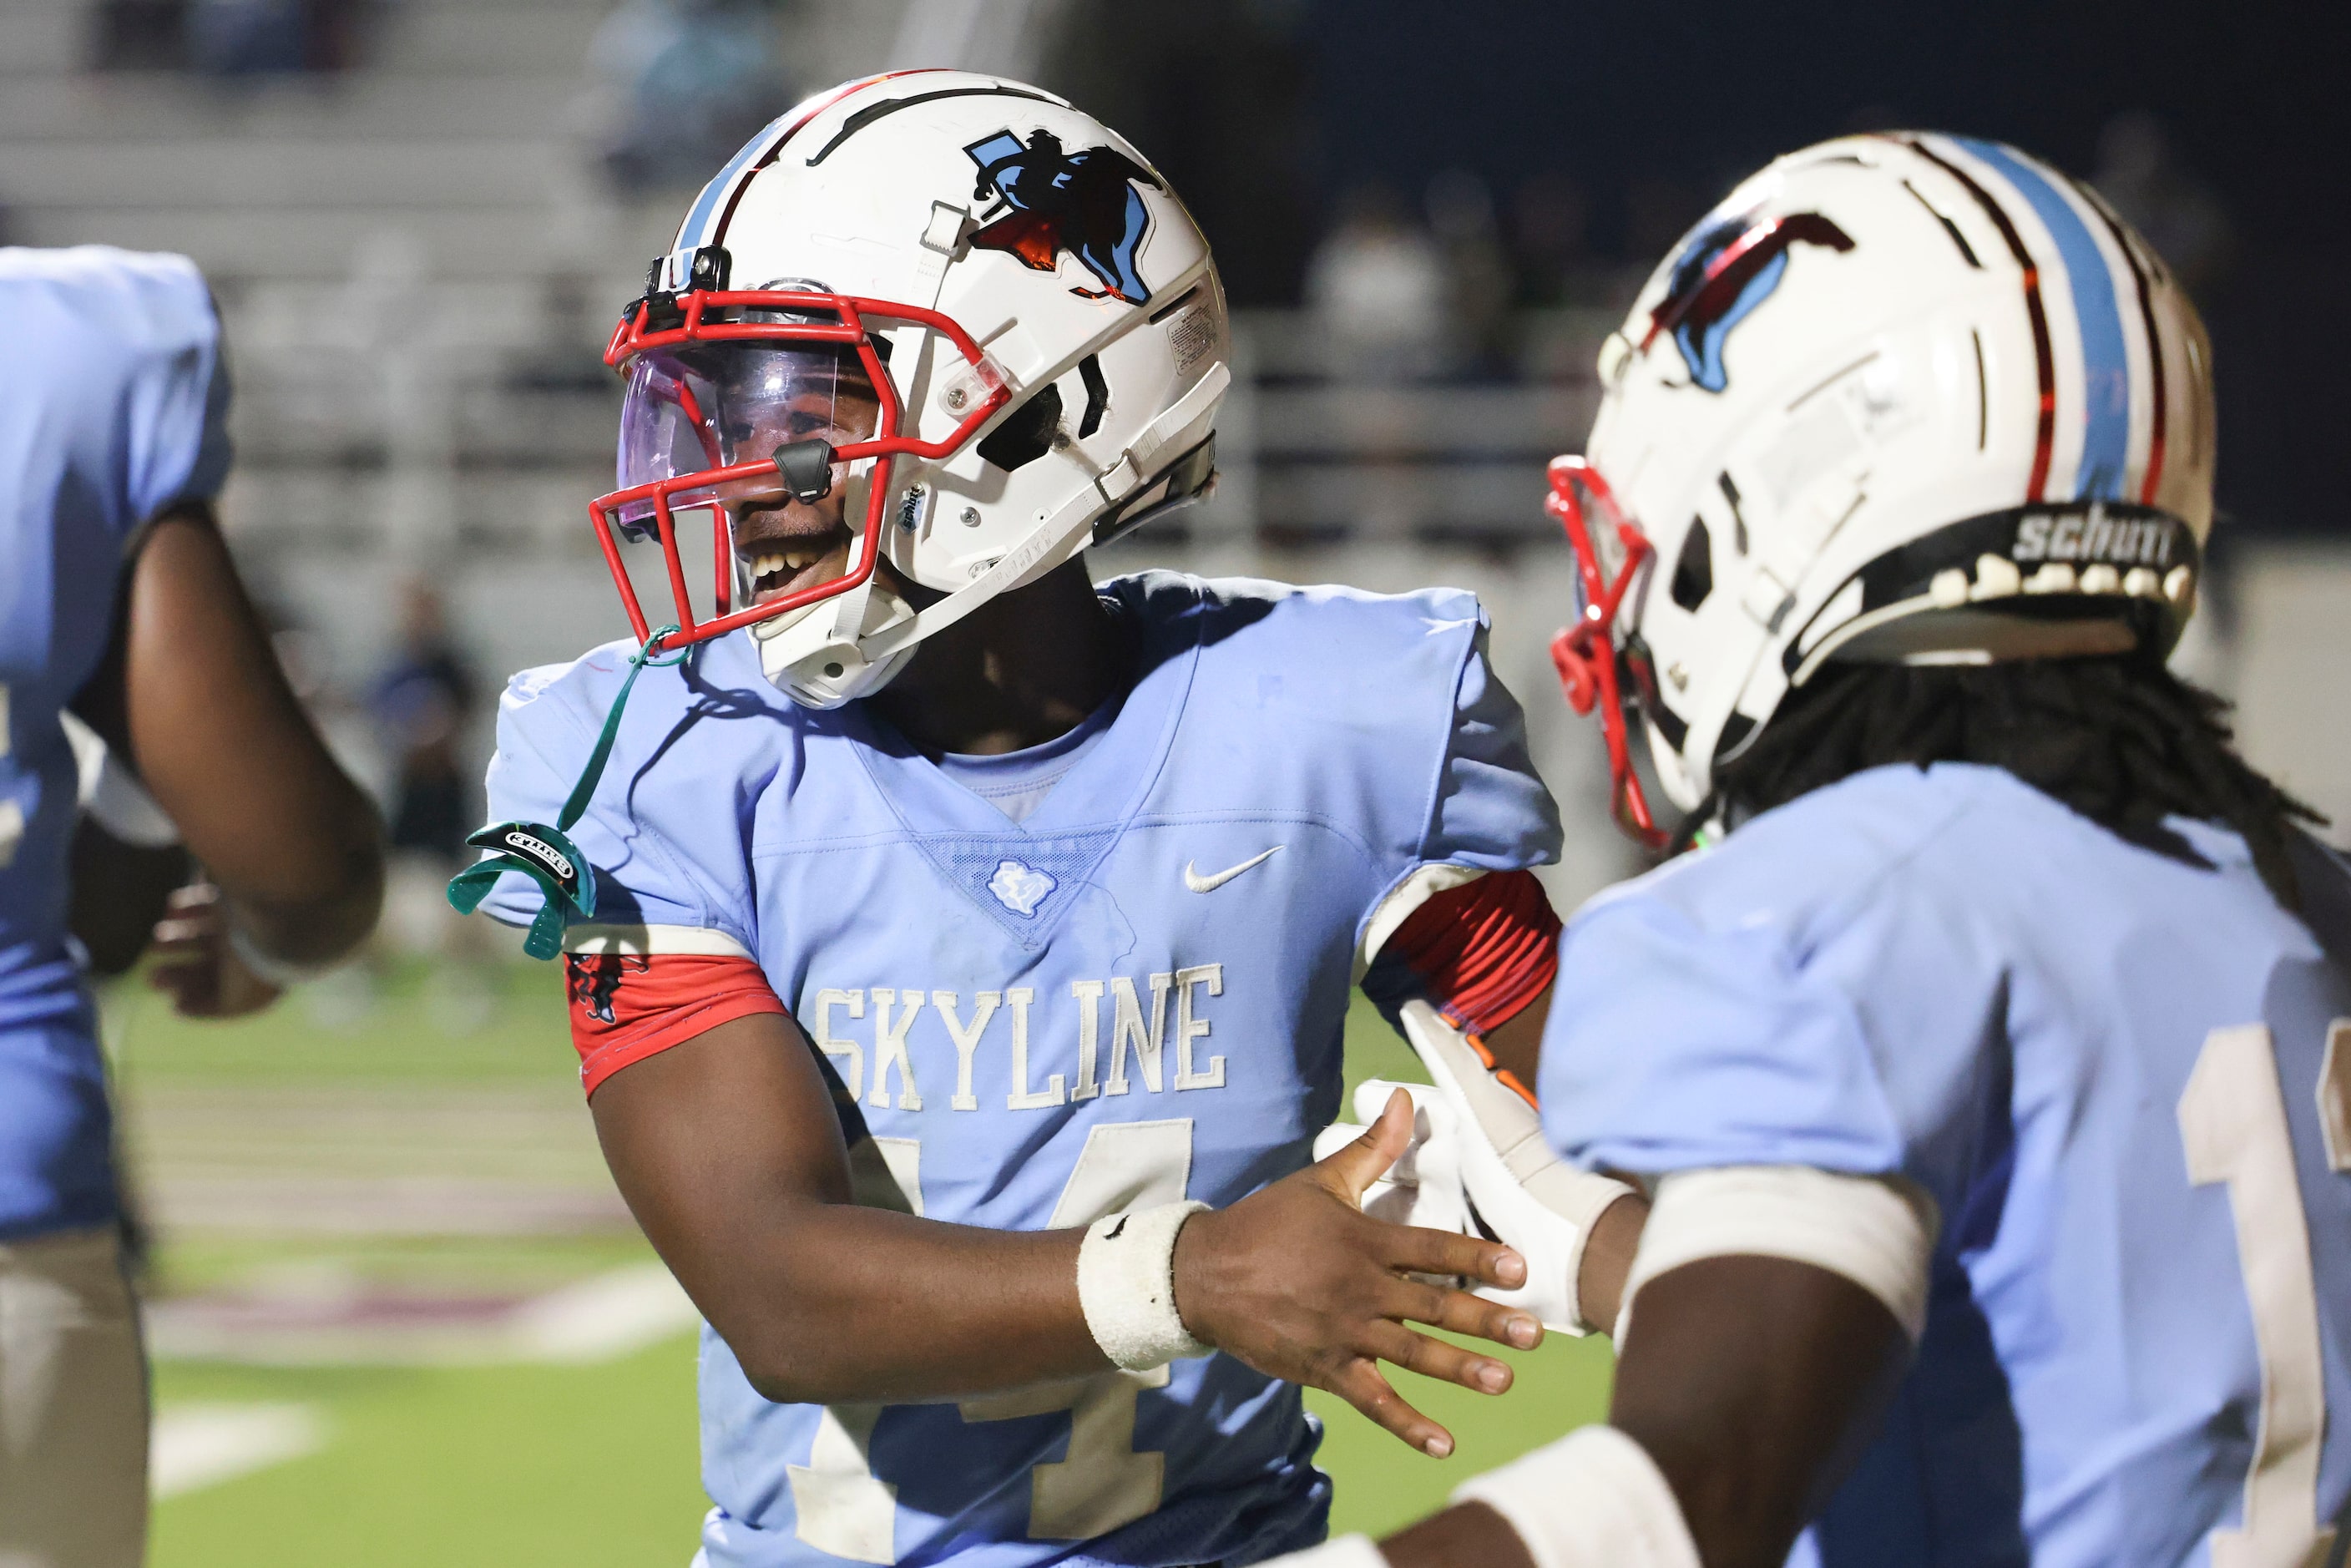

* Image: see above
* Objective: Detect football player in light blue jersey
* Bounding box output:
[0,246,383,1562]
[453,72,1646,1568]
[1267,136,2351,1568]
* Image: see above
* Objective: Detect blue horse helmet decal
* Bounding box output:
[1643,210,1855,392]
[963,128,1162,306]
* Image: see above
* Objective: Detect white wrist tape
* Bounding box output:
[1076,1201,1213,1370]
[1261,1534,1387,1568]
[1453,1425,1700,1568]
[1619,1166,1941,1347]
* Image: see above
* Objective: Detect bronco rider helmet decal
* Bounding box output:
[585,70,1232,714]
[454,73,1235,950]
[1552,133,2215,834]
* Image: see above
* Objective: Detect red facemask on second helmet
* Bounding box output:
[1545,456,1668,850]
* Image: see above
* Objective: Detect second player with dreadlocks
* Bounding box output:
[1267,133,2351,1568]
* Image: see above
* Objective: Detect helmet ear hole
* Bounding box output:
[1076,353,1110,438]
[1671,517,1715,611]
[978,384,1064,472]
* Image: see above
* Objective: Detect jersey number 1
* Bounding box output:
[788,1118,1196,1564]
[2178,1020,2349,1568]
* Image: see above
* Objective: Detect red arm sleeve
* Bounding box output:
[1362,868,1562,1104]
[1378,868,1562,1034]
[564,950,788,1096]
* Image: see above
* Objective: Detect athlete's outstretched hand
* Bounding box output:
[1171,1087,1544,1457]
[146,881,281,1019]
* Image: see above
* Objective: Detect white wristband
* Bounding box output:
[1075,1201,1212,1370]
[1618,1166,1939,1348]
[1452,1425,1700,1568]
[1262,1534,1387,1568]
[225,923,339,989]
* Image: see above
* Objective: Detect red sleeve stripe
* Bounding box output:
[565,951,787,1095]
[1379,868,1562,1043]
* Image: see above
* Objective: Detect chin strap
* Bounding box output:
[445,626,685,960]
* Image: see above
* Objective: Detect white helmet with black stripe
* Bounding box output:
[595,70,1231,706]
[1545,132,2215,842]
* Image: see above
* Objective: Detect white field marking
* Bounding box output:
[507,1262,703,1363]
[146,1263,705,1368]
[152,1403,326,1499]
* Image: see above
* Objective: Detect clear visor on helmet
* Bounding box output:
[612,341,884,531]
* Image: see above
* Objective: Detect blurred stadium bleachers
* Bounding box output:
[5,0,2347,884]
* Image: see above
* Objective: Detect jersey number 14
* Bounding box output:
[790,1118,1197,1564]
[2179,1019,2351,1568]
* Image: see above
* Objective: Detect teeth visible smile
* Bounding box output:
[746,542,834,589]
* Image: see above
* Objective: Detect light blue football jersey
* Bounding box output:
[478,573,1563,1568]
[0,246,230,1240]
[1540,761,2351,1567]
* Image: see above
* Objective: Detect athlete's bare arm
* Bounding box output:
[1377,1255,1905,1568]
[78,501,384,1012]
[593,1008,1545,1454]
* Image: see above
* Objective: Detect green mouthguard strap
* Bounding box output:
[446,627,686,960]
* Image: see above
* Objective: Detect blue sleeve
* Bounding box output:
[1538,888,1911,1175]
[474,653,754,948]
[115,260,232,519]
[1418,616,1563,873]
[0,247,230,691]
[1536,777,2007,1214]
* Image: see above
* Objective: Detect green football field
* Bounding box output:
[113,962,1611,1565]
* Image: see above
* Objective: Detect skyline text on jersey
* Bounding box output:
[805,965,1231,1111]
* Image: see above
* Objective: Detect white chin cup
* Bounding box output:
[751,570,918,709]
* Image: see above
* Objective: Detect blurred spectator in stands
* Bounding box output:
[90,0,189,68]
[587,0,794,194]
[1427,168,1515,380]
[2094,111,2234,296]
[366,582,491,1028]
[1305,179,1448,382]
[94,0,371,74]
[186,0,308,73]
[372,581,477,872]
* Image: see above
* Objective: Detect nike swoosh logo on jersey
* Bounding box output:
[1184,847,1283,893]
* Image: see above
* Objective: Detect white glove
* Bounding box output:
[1312,1079,1470,1236]
[1398,1000,1635,1335]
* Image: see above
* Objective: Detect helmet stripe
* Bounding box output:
[1903,137,2058,502]
[675,117,790,260]
[1954,139,2135,503]
[2081,193,2170,506]
[671,73,933,269]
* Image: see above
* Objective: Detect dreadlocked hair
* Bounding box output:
[1694,654,2326,910]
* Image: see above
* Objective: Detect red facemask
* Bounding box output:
[1545,456,1668,850]
[594,282,1011,651]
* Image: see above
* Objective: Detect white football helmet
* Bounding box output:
[1546,133,2215,841]
[596,70,1231,706]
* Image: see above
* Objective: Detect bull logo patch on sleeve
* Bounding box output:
[963,128,1161,306]
[1644,211,1855,392]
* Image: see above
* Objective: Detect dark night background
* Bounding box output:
[1053,0,2345,536]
